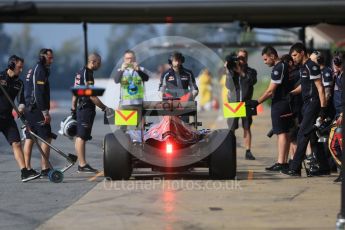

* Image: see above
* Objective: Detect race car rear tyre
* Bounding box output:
[103,130,132,180]
[209,130,236,179]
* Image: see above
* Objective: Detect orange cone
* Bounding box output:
[257,104,264,114]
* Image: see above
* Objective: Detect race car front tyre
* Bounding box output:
[209,130,236,179]
[103,131,132,180]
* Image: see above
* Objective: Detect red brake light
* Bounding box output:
[77,89,84,96]
[166,143,173,155]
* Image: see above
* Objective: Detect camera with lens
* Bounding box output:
[225,52,239,71]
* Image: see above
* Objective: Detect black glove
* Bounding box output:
[71,109,77,120]
[318,107,327,119]
[246,100,259,116]
[104,107,114,118]
[250,100,259,108]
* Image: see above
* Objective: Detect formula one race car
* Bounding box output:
[103,99,236,180]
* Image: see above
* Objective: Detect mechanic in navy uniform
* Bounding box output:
[159,52,199,123]
[71,53,110,173]
[310,51,337,172]
[280,54,303,165]
[159,52,198,100]
[331,54,344,182]
[256,46,293,172]
[24,48,55,177]
[283,42,330,176]
[310,51,335,117]
[333,54,344,121]
[225,49,257,160]
[0,55,40,182]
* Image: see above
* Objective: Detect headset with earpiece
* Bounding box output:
[168,52,185,65]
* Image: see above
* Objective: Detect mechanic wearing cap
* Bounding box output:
[24,48,55,178]
[282,42,330,176]
[160,52,199,123]
[71,53,110,173]
[256,46,293,172]
[0,55,40,182]
[114,50,149,129]
[225,49,257,160]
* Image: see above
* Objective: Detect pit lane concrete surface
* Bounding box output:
[33,107,340,230]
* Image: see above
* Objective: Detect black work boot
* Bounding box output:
[245,150,255,160]
[265,163,289,172]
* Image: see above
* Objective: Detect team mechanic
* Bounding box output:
[330,54,344,182]
[0,55,40,182]
[310,51,335,118]
[310,51,337,172]
[160,52,199,122]
[114,50,149,130]
[256,46,293,172]
[24,48,55,177]
[280,54,303,164]
[333,55,344,124]
[283,42,330,176]
[71,53,111,173]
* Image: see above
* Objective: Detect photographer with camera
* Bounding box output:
[225,49,257,160]
[114,50,149,130]
[256,46,293,172]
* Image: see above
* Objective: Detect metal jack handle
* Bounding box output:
[0,83,76,166]
[0,83,55,168]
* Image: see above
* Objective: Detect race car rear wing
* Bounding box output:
[103,100,198,126]
[142,101,197,116]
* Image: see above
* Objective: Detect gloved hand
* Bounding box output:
[71,108,77,120]
[250,100,259,108]
[103,107,115,118]
[246,100,259,116]
[318,107,327,119]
